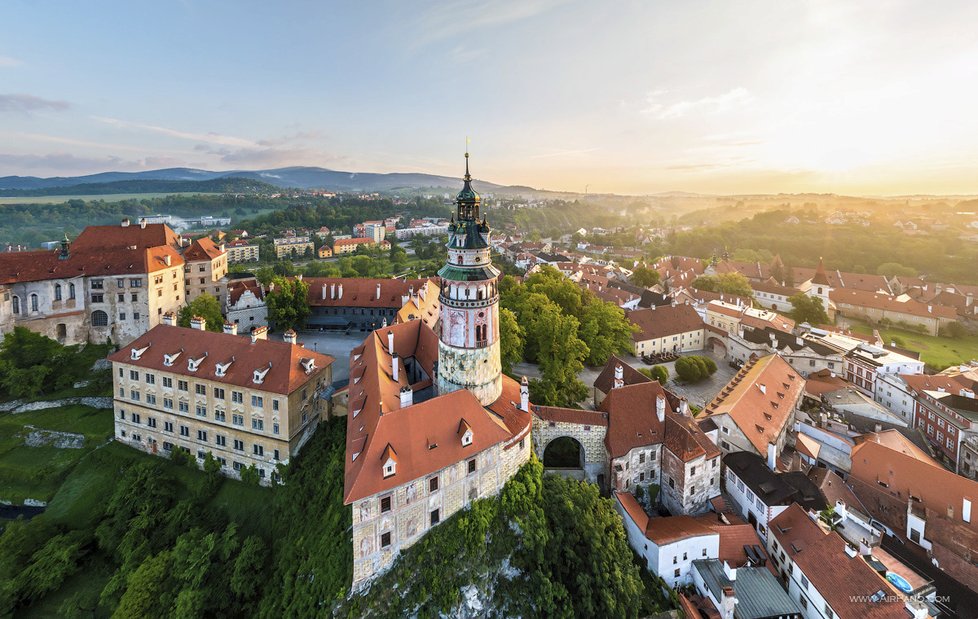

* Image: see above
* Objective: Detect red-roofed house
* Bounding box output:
[184,236,229,306]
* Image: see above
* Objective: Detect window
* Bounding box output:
[215,410,226,422]
[800,574,809,590]
[130,278,142,287]
[162,377,173,388]
[92,310,109,326]
[145,373,155,385]
[164,421,173,432]
[91,294,104,303]
[196,405,207,418]
[381,532,391,548]
[178,380,188,391]
[639,452,645,464]
[251,395,264,408]
[54,284,62,301]
[179,401,189,413]
[195,384,206,395]
[824,604,834,618]
[702,548,707,557]
[799,595,808,610]
[273,399,280,411]
[273,449,280,460]
[69,283,76,299]
[216,435,226,447]
[163,397,173,409]
[180,425,189,437]
[232,391,243,404]
[429,476,439,492]
[430,509,440,526]
[118,410,125,420]
[233,439,244,451]
[232,414,244,426]
[197,430,207,442]
[130,390,140,401]
[91,279,104,289]
[467,458,476,474]
[130,370,139,380]
[381,496,392,513]
[253,444,264,456]
[213,387,225,399]
[146,394,156,405]
[252,419,264,431]
[131,413,141,424]
[273,423,280,435]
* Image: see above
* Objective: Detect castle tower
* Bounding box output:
[436,152,502,405]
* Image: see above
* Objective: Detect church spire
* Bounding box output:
[456,150,480,222]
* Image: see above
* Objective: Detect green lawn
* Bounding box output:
[847,320,978,371]
[0,405,113,504]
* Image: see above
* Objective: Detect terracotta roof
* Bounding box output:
[796,262,892,294]
[644,515,715,545]
[854,429,940,466]
[184,237,225,262]
[770,504,908,619]
[343,320,531,504]
[704,354,805,454]
[665,413,721,461]
[70,222,181,251]
[0,244,183,284]
[395,281,441,328]
[795,432,821,459]
[713,259,771,281]
[307,277,432,309]
[899,373,971,397]
[695,517,770,569]
[593,354,652,394]
[750,277,797,296]
[227,277,265,306]
[600,382,669,458]
[811,257,831,286]
[616,491,649,533]
[627,304,704,342]
[334,237,376,248]
[106,324,334,395]
[830,288,957,320]
[807,467,866,514]
[581,279,639,307]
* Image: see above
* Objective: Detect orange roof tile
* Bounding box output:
[184,237,225,262]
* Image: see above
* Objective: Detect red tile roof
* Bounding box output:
[184,237,225,262]
[0,245,183,284]
[71,222,181,251]
[227,277,265,306]
[695,516,770,569]
[106,324,334,395]
[770,504,908,618]
[627,304,704,342]
[532,406,608,427]
[831,288,957,320]
[703,354,804,454]
[593,354,652,394]
[307,277,433,309]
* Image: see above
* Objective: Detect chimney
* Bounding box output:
[121,218,130,227]
[927,305,932,314]
[835,500,848,522]
[613,364,624,389]
[251,326,268,343]
[399,385,413,408]
[190,315,206,331]
[392,352,399,382]
[338,283,343,299]
[139,218,147,229]
[164,254,171,267]
[223,322,237,335]
[420,282,427,302]
[322,283,327,300]
[720,586,738,619]
[520,376,530,412]
[767,442,777,471]
[376,283,382,300]
[967,292,974,307]
[656,395,666,423]
[161,311,176,327]
[387,330,395,356]
[679,397,690,416]
[283,329,297,345]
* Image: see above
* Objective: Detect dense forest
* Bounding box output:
[658,208,978,285]
[0,178,280,198]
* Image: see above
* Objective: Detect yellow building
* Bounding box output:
[317,245,333,258]
[184,237,228,306]
[226,240,260,263]
[109,316,334,483]
[273,236,314,258]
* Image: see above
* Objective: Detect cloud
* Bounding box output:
[0,56,21,68]
[410,0,568,48]
[643,88,752,120]
[92,116,258,148]
[0,152,202,175]
[0,94,70,113]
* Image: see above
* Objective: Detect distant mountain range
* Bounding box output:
[0,166,515,195]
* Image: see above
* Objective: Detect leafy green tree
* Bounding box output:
[876,262,917,278]
[534,312,589,406]
[498,307,525,376]
[629,265,660,288]
[692,273,754,298]
[266,277,310,331]
[0,327,79,398]
[112,551,174,619]
[577,300,635,366]
[788,292,830,325]
[177,294,224,332]
[230,536,268,603]
[639,365,669,383]
[239,465,261,486]
[674,355,717,382]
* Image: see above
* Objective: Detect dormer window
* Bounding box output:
[459,419,473,447]
[381,443,397,478]
[253,363,272,385]
[130,344,150,361]
[301,358,316,375]
[163,349,183,367]
[215,356,235,377]
[187,353,207,372]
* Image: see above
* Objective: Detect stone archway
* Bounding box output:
[543,436,585,469]
[707,336,727,356]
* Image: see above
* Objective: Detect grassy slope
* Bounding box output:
[0,405,113,503]
[847,320,978,370]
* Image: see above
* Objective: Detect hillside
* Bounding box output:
[0,177,280,197]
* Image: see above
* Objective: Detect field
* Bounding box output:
[0,405,114,504]
[0,192,219,204]
[847,320,978,370]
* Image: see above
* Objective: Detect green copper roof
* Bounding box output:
[437,263,500,282]
[448,222,489,249]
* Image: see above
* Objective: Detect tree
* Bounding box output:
[177,294,224,332]
[266,277,310,331]
[111,551,175,619]
[639,365,668,384]
[533,312,589,406]
[629,265,660,288]
[788,293,830,325]
[577,300,635,366]
[692,273,754,298]
[876,262,917,278]
[498,307,525,376]
[674,355,716,382]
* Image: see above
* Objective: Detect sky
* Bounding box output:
[2,0,978,195]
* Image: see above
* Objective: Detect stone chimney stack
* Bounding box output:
[400,385,413,408]
[251,326,268,343]
[190,315,206,331]
[388,330,395,356]
[392,352,399,382]
[139,218,147,229]
[679,397,690,416]
[283,329,297,345]
[223,322,237,335]
[121,218,130,227]
[322,283,328,300]
[161,311,176,327]
[520,376,530,412]
[376,283,382,300]
[613,364,624,389]
[338,283,343,299]
[656,395,666,423]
